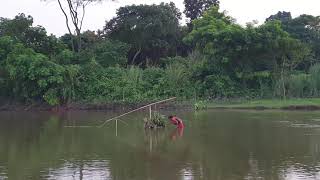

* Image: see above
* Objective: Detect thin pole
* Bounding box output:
[116,119,118,137]
[150,135,152,152]
[149,106,152,120]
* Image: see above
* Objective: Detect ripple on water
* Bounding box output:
[283,169,317,179]
[0,164,8,180]
[43,160,112,180]
[177,162,208,180]
[278,162,320,180]
[290,124,320,128]
[179,167,195,180]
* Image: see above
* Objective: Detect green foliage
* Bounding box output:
[76,60,115,101]
[287,73,310,98]
[121,66,144,102]
[74,56,203,103]
[184,0,220,21]
[105,2,182,65]
[267,13,320,68]
[0,36,15,63]
[76,38,130,66]
[0,13,33,39]
[93,40,130,67]
[266,11,292,23]
[0,14,65,56]
[5,44,65,103]
[243,71,273,98]
[150,111,166,128]
[54,49,75,65]
[43,89,60,106]
[2,7,320,106]
[184,6,236,50]
[194,100,208,111]
[184,6,311,99]
[309,63,320,96]
[61,64,80,103]
[141,67,165,98]
[163,61,192,98]
[1,40,79,105]
[202,74,237,98]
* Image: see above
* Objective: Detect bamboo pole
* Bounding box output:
[116,119,118,137]
[64,97,176,128]
[97,97,176,128]
[64,119,128,128]
[149,106,152,120]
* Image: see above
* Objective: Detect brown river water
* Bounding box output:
[1,110,320,180]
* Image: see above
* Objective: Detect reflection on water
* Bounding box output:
[278,164,320,180]
[1,110,320,179]
[0,164,7,180]
[170,127,184,141]
[45,160,112,180]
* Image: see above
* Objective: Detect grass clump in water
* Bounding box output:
[144,111,166,129]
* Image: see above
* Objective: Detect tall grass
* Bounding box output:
[163,59,198,99]
[76,61,320,103]
[287,73,309,98]
[164,63,187,96]
[309,63,320,96]
[121,66,144,102]
[272,64,320,98]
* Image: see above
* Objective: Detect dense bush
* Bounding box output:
[5,43,65,104]
[75,61,199,103]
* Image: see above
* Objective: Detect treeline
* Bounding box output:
[1,0,320,105]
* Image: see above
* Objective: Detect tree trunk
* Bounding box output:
[132,47,141,65]
[281,69,286,100]
[77,30,82,53]
[281,58,286,100]
[57,0,75,52]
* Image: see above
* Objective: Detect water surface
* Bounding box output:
[1,110,320,180]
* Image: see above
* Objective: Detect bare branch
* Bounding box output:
[57,0,75,51]
[57,0,72,35]
[67,0,77,25]
[66,0,80,37]
[79,4,86,31]
[44,0,107,52]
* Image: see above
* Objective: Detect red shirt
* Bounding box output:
[170,116,184,128]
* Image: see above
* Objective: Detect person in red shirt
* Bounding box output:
[168,115,184,129]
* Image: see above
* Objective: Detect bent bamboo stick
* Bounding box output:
[64,97,176,128]
[97,97,176,128]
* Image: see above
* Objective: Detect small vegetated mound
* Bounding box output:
[144,111,166,129]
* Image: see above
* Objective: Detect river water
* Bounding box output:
[1,110,320,180]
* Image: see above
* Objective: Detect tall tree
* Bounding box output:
[284,15,320,67]
[185,7,311,98]
[42,0,106,53]
[265,11,292,23]
[104,2,182,65]
[267,12,320,68]
[0,14,64,56]
[0,13,33,39]
[184,0,219,22]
